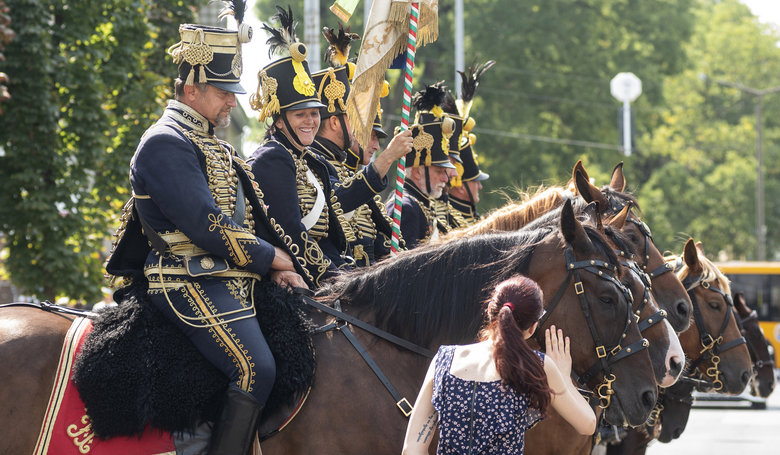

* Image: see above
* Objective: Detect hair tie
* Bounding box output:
[503,302,514,311]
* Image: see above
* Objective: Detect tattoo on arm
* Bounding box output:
[416,412,438,443]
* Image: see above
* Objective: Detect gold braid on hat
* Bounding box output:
[317,68,346,113]
[250,70,279,122]
[167,28,214,87]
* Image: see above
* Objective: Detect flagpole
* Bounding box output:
[390,2,419,256]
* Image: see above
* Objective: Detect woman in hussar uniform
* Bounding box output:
[247,6,350,288]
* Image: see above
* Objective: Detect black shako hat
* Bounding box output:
[250,6,325,121]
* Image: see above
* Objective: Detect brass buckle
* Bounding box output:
[397,397,413,417]
[574,282,584,295]
[596,345,607,358]
[610,345,622,356]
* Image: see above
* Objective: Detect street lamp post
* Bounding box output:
[711,78,780,261]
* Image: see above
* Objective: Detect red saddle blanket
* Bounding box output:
[33,317,177,455]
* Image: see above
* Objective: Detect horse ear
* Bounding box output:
[561,199,593,251]
[571,160,589,192]
[575,169,606,208]
[683,238,702,274]
[695,241,705,255]
[607,202,631,229]
[610,162,626,192]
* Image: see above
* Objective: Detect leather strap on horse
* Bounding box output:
[338,323,414,417]
[298,291,435,418]
[299,292,435,358]
[0,301,97,318]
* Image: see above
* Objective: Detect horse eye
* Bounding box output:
[707,300,721,310]
[600,294,615,305]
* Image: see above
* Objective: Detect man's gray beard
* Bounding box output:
[428,186,444,199]
[216,112,231,128]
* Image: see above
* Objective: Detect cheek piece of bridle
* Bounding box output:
[680,277,746,391]
[536,246,649,410]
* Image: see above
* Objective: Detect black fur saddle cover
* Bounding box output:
[72,280,316,439]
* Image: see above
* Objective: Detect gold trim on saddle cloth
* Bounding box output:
[34,317,92,455]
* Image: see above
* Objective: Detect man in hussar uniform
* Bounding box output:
[105,4,307,453]
[386,83,457,249]
[309,24,412,265]
[446,61,494,227]
[447,130,489,227]
[247,7,352,287]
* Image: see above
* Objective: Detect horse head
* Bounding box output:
[671,239,752,395]
[573,162,692,332]
[604,222,684,388]
[529,200,657,427]
[733,292,776,398]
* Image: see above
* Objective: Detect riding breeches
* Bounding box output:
[145,274,276,406]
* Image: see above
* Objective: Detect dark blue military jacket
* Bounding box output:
[448,194,479,229]
[386,180,445,250]
[309,137,398,265]
[248,132,349,287]
[106,101,309,319]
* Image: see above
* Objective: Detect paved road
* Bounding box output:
[643,384,780,455]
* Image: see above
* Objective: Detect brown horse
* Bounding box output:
[601,239,755,455]
[447,161,693,334]
[0,201,659,454]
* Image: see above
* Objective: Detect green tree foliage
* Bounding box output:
[636,0,780,259]
[0,0,195,302]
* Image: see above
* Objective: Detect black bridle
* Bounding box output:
[538,246,649,408]
[616,252,668,334]
[681,276,746,391]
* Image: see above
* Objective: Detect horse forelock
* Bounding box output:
[667,252,731,296]
[601,187,642,218]
[582,224,621,277]
[319,228,555,346]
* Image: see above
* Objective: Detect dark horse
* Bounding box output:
[0,202,657,454]
[734,292,776,399]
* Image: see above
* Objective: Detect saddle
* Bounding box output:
[72,279,316,440]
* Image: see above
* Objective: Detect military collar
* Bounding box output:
[405,180,433,208]
[448,195,476,216]
[311,137,347,163]
[344,147,362,172]
[165,100,214,135]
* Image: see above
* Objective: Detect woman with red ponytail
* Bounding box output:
[403,275,596,454]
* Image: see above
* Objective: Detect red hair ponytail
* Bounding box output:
[481,275,551,414]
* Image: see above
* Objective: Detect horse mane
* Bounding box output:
[443,186,575,240]
[318,228,555,347]
[665,251,731,296]
[318,221,621,348]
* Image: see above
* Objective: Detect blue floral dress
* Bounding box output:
[432,345,544,454]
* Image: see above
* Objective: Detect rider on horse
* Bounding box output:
[386,83,457,249]
[105,6,307,453]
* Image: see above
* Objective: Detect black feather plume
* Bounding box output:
[457,60,496,104]
[412,81,447,112]
[262,5,299,58]
[322,23,359,67]
[219,0,247,25]
[442,89,459,115]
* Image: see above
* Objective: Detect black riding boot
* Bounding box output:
[207,385,263,455]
